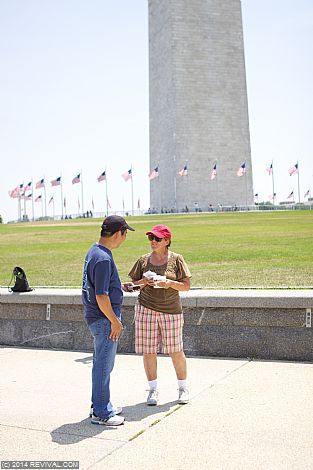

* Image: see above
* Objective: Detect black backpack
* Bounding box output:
[9,266,33,293]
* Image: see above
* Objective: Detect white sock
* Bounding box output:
[148,379,158,391]
[178,379,187,390]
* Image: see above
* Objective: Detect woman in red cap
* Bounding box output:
[128,224,191,406]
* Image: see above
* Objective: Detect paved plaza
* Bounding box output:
[1,347,313,469]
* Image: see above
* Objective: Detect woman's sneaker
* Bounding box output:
[178,388,189,404]
[89,404,122,418]
[91,414,125,426]
[146,389,158,406]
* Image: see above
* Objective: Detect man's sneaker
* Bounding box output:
[147,389,158,406]
[89,405,122,418]
[91,414,125,426]
[178,388,189,404]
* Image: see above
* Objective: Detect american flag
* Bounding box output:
[149,166,159,180]
[122,169,132,182]
[51,176,61,186]
[268,193,276,201]
[72,174,81,184]
[287,191,294,199]
[210,164,217,180]
[266,163,273,175]
[8,187,20,198]
[254,193,259,197]
[25,193,32,200]
[97,171,106,182]
[288,163,298,176]
[178,165,188,177]
[304,189,310,198]
[35,178,45,189]
[237,163,246,177]
[35,195,42,202]
[24,181,32,191]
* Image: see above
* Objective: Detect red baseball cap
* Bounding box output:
[146,225,172,239]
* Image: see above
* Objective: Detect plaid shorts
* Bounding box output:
[134,303,184,354]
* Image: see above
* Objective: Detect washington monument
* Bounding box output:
[148,0,254,211]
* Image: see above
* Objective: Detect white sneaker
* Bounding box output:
[89,405,122,418]
[178,388,189,404]
[147,389,158,406]
[91,413,125,426]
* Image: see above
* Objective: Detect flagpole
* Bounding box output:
[173,155,177,212]
[297,160,301,204]
[185,160,188,211]
[60,176,64,219]
[158,161,161,213]
[131,165,134,216]
[31,178,35,221]
[53,198,55,220]
[245,164,248,207]
[105,169,109,216]
[17,195,21,221]
[271,160,275,205]
[81,169,84,216]
[44,177,47,219]
[18,193,21,221]
[23,189,26,221]
[41,196,44,218]
[215,161,218,209]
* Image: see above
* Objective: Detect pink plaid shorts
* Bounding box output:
[134,303,184,354]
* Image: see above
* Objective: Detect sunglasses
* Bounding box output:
[148,234,163,242]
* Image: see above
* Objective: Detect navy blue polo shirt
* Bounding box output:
[82,243,123,326]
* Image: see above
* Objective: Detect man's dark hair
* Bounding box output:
[100,215,134,237]
[101,227,125,238]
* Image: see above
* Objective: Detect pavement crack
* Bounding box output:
[192,359,252,399]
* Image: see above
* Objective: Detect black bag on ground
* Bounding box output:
[9,266,33,292]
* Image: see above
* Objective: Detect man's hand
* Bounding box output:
[110,318,124,341]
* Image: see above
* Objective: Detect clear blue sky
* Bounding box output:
[1,0,312,222]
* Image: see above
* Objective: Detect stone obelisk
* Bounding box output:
[148,0,254,212]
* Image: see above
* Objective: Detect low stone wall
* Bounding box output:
[0,288,312,361]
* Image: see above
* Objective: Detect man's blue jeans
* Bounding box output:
[88,318,118,419]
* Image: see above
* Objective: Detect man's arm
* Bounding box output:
[96,294,123,341]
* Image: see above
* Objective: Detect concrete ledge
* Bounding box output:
[0,288,312,361]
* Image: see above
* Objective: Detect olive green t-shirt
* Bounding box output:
[128,251,191,314]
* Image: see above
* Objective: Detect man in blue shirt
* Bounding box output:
[82,215,134,426]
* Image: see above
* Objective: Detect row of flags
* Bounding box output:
[8,162,308,203]
[254,189,311,201]
[266,162,299,177]
[148,163,241,180]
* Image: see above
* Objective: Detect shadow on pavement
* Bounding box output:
[51,418,117,445]
[51,401,178,445]
[74,355,93,364]
[121,400,178,421]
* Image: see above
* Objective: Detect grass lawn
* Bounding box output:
[0,210,312,288]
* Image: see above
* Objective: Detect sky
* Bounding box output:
[0,0,312,222]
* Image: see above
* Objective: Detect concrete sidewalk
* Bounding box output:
[1,347,312,470]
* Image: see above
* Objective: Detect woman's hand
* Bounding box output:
[155,279,172,289]
[142,278,155,287]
